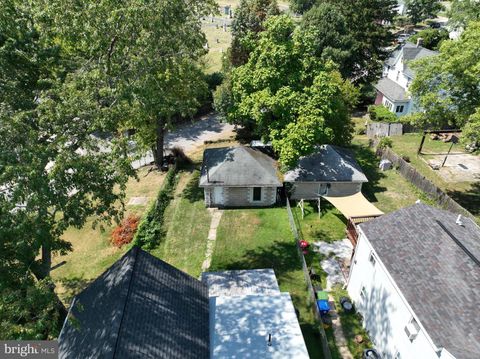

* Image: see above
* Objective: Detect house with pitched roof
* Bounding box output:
[199,147,282,207]
[58,248,309,358]
[374,41,438,116]
[347,203,480,359]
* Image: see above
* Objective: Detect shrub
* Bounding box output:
[409,28,449,50]
[132,167,178,249]
[111,214,140,248]
[401,154,411,162]
[378,137,393,149]
[368,104,398,123]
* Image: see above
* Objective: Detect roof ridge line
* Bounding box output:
[111,246,140,358]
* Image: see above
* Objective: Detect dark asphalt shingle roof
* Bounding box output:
[199,147,281,187]
[375,77,408,101]
[284,145,368,183]
[385,42,438,79]
[359,204,480,359]
[59,247,209,359]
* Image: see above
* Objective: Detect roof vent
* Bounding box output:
[456,215,464,226]
[267,333,273,347]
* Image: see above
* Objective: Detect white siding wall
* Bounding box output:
[347,231,452,359]
[383,54,414,116]
[290,182,362,200]
[203,186,277,207]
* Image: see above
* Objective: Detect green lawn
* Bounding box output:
[209,207,327,359]
[51,166,166,303]
[390,133,480,218]
[151,169,211,278]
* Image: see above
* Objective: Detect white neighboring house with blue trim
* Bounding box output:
[346,204,480,359]
[374,41,438,117]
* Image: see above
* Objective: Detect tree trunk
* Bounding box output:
[40,242,52,279]
[154,117,166,168]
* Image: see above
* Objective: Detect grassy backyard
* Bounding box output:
[390,133,480,218]
[209,207,327,359]
[51,166,166,303]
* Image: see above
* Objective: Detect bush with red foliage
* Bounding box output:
[111,214,140,248]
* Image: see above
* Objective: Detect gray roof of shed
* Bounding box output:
[59,247,209,359]
[199,147,281,187]
[284,145,368,183]
[375,77,408,102]
[359,204,480,359]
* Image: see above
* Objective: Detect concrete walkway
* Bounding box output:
[328,294,354,359]
[201,208,223,272]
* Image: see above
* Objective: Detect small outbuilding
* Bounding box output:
[199,147,282,208]
[284,144,368,200]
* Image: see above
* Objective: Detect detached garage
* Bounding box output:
[284,145,368,200]
[199,147,282,208]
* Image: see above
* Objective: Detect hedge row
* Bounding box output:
[132,166,178,249]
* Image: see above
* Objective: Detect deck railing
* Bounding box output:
[346,215,382,247]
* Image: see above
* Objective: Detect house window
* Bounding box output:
[396,105,404,113]
[369,252,376,266]
[404,317,420,341]
[253,187,262,202]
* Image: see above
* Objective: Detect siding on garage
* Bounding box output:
[203,186,277,207]
[290,182,362,200]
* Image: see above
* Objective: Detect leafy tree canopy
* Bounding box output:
[216,15,358,168]
[230,0,280,66]
[448,0,480,29]
[289,0,316,14]
[408,22,480,137]
[313,0,397,85]
[405,0,443,24]
[409,28,450,50]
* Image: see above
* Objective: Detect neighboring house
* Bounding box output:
[375,41,438,116]
[347,203,480,359]
[58,247,210,359]
[202,269,309,359]
[284,145,368,200]
[199,147,282,208]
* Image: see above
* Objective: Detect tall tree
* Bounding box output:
[218,15,357,167]
[289,0,317,14]
[405,0,443,24]
[230,0,280,66]
[448,0,480,28]
[408,21,480,133]
[34,0,216,167]
[409,28,450,50]
[316,0,397,85]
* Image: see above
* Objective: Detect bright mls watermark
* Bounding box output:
[0,341,58,359]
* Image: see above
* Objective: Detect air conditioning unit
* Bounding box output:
[404,321,419,341]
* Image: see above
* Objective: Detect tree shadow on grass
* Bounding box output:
[58,277,93,305]
[348,143,388,203]
[209,240,301,283]
[182,170,204,203]
[447,182,480,217]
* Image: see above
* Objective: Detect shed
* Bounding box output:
[199,147,282,207]
[284,145,368,200]
[58,247,209,359]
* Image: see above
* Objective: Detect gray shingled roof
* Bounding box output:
[402,42,438,78]
[199,147,281,187]
[375,77,408,101]
[359,204,480,359]
[284,145,368,183]
[59,247,209,359]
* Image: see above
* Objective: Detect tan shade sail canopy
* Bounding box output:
[323,192,384,219]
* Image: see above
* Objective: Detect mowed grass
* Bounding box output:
[151,169,211,278]
[209,208,325,359]
[202,23,232,73]
[390,133,480,218]
[51,166,166,303]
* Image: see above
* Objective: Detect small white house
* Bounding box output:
[199,147,282,208]
[374,41,438,116]
[347,203,480,359]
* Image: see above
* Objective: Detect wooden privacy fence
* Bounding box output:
[377,147,476,221]
[367,122,403,138]
[286,198,332,359]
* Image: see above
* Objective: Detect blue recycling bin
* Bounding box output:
[317,299,330,315]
